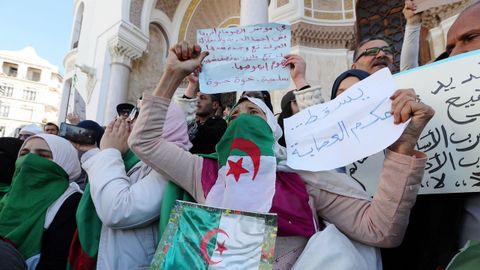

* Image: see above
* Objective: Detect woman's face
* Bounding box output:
[336,76,361,98]
[19,137,53,160]
[229,100,267,122]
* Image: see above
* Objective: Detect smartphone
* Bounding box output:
[59,123,96,145]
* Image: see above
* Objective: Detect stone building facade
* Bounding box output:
[0,47,63,137]
[61,0,474,124]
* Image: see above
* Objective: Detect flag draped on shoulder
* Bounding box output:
[67,149,140,270]
[151,201,277,270]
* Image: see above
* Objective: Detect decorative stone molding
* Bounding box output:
[291,22,357,49]
[277,0,289,7]
[421,0,475,29]
[108,22,149,67]
[130,0,145,28]
[155,0,181,21]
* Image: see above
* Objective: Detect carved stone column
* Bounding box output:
[104,23,148,122]
[240,0,270,26]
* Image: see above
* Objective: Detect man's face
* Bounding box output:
[196,92,217,117]
[44,125,58,135]
[446,5,480,56]
[352,40,394,73]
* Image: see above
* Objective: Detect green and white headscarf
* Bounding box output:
[205,97,286,212]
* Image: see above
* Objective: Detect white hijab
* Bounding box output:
[242,97,288,165]
[22,134,81,181]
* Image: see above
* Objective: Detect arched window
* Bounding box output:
[71,3,85,49]
[356,0,405,71]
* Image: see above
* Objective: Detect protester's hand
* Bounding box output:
[403,0,421,25]
[166,41,209,78]
[185,72,199,98]
[283,54,309,89]
[100,118,131,154]
[67,112,81,125]
[154,41,209,98]
[388,89,435,155]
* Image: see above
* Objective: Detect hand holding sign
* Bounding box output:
[389,89,435,156]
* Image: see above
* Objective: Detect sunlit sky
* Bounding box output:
[0,0,74,74]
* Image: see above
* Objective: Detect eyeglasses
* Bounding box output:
[355,46,394,61]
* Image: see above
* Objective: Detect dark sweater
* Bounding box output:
[36,192,82,270]
[188,117,227,155]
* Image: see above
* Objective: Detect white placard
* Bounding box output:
[284,68,408,171]
[197,23,291,93]
[348,49,480,195]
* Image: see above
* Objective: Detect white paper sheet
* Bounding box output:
[197,23,291,94]
[285,68,408,171]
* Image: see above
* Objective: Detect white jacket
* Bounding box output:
[82,148,168,270]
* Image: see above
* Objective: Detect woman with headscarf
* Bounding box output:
[129,42,435,268]
[0,134,82,269]
[68,103,192,270]
[330,69,371,100]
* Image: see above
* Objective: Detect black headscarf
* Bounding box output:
[277,90,296,147]
[331,69,371,100]
[0,137,24,184]
[77,120,105,147]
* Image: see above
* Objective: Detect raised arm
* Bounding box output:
[128,41,210,202]
[312,88,433,247]
[400,0,422,71]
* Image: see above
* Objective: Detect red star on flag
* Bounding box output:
[215,240,227,256]
[227,158,249,182]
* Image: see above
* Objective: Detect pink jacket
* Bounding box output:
[129,93,427,263]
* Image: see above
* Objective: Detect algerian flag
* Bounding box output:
[151,201,277,270]
[205,114,277,213]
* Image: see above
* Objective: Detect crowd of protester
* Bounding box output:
[1,1,480,269]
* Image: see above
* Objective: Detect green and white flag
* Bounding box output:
[205,113,277,213]
[151,201,277,270]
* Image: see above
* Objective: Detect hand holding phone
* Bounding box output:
[100,119,130,154]
[59,123,97,145]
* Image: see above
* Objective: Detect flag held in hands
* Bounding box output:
[151,201,277,270]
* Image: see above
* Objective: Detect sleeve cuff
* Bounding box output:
[293,85,324,111]
[384,149,427,169]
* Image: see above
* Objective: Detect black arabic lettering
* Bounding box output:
[417,127,441,152]
[453,133,480,152]
[445,96,480,125]
[458,157,480,168]
[432,77,456,95]
[461,73,480,84]
[426,151,448,174]
[431,173,446,189]
[470,172,480,187]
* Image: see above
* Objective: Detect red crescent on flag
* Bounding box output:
[200,228,229,265]
[230,138,261,180]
